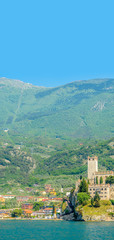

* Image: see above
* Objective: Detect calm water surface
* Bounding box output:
[0,220,113,240]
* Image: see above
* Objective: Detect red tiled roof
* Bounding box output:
[23,210,33,214]
[44,208,53,211]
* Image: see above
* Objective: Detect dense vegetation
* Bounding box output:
[35,138,114,175]
[0,78,114,140]
[0,136,113,193]
[106,176,114,184]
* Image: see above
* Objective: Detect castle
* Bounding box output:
[88,156,114,200]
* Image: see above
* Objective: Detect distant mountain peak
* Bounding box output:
[0,78,45,89]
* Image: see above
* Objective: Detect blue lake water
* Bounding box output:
[0,220,113,240]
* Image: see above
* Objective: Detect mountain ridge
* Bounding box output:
[1,77,114,87]
[0,78,113,140]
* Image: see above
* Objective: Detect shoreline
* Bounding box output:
[0,217,113,222]
[0,218,62,221]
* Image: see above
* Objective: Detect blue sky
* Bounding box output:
[0,0,114,87]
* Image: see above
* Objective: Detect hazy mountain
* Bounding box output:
[0,78,113,140]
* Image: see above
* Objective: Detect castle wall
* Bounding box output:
[94,171,114,184]
[88,184,110,200]
[110,185,114,199]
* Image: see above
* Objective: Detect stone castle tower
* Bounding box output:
[88,156,98,180]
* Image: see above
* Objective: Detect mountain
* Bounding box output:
[0,78,113,140]
[0,78,114,193]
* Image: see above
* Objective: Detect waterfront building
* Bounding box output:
[88,156,114,200]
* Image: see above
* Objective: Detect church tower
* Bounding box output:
[88,156,98,181]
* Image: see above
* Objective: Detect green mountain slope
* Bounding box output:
[0,137,114,193]
[0,78,113,140]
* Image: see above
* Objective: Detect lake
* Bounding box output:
[0,220,113,240]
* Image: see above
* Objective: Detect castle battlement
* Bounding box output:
[88,156,98,161]
[89,184,110,187]
[95,171,114,175]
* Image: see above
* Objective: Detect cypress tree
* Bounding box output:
[94,191,100,201]
[100,176,103,184]
[96,176,98,184]
[91,198,94,207]
[79,178,88,193]
[94,191,100,207]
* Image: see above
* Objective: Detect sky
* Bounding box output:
[0,0,114,87]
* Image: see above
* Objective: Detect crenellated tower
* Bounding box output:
[88,156,98,181]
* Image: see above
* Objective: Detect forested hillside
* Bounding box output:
[35,139,114,175]
[0,78,113,139]
[0,137,114,193]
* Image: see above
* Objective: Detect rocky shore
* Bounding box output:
[61,211,114,221]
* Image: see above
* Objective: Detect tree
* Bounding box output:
[106,176,114,184]
[77,192,90,206]
[100,176,103,184]
[94,199,100,207]
[94,192,100,207]
[34,192,40,196]
[91,198,94,207]
[11,209,22,217]
[33,202,44,211]
[53,205,56,215]
[5,197,18,209]
[96,176,98,184]
[110,200,114,205]
[94,192,100,201]
[79,178,88,193]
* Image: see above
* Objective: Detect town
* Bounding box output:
[0,184,63,219]
[0,156,113,220]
